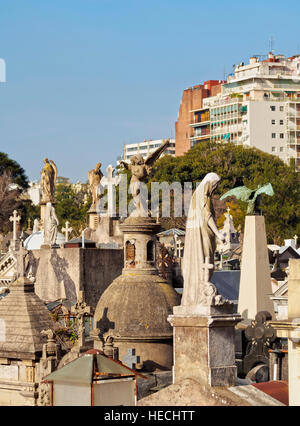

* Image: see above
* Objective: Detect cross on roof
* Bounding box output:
[62,221,73,242]
[9,210,21,241]
[122,348,140,370]
[202,256,214,283]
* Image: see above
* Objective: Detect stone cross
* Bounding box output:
[100,165,121,217]
[71,291,92,348]
[122,348,140,369]
[10,210,21,241]
[62,221,73,242]
[294,235,298,247]
[176,238,184,258]
[244,311,276,375]
[202,256,214,283]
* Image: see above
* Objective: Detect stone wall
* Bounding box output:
[30,247,123,308]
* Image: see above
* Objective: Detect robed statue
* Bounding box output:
[181,173,227,307]
[88,162,104,210]
[41,158,57,203]
[43,203,59,246]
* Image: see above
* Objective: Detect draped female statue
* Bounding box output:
[43,203,59,246]
[181,173,226,307]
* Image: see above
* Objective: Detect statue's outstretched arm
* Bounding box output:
[207,216,225,242]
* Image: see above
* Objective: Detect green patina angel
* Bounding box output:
[220,183,274,215]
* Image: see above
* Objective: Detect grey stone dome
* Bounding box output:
[94,273,180,340]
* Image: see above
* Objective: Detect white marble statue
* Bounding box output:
[43,203,59,246]
[33,218,40,233]
[181,173,226,307]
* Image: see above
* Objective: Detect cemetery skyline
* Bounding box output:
[1,0,300,182]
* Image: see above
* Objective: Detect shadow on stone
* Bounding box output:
[96,307,115,335]
[49,250,77,303]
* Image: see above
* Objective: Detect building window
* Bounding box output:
[272,119,276,125]
[280,106,284,112]
[272,133,276,138]
[270,106,276,111]
[280,147,284,152]
[280,120,284,125]
[280,133,284,139]
[147,240,154,262]
[272,147,276,152]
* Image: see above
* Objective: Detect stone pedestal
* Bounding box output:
[88,210,99,231]
[238,215,275,321]
[92,216,181,372]
[168,306,242,387]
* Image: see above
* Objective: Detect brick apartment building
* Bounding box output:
[175,80,224,156]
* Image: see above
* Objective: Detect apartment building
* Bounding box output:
[191,52,300,170]
[123,138,175,162]
[175,80,224,156]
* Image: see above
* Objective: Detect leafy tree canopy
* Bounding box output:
[55,184,91,237]
[0,152,28,189]
[149,142,300,244]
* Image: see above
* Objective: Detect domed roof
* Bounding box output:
[24,231,65,250]
[94,273,180,340]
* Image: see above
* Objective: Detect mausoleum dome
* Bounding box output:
[24,231,65,250]
[93,272,180,371]
[94,274,179,339]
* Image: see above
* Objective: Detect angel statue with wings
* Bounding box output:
[120,139,170,217]
[41,158,57,203]
[220,182,274,215]
[88,162,104,210]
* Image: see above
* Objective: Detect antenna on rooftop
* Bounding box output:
[269,35,275,53]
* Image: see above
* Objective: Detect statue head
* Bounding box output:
[95,162,102,170]
[202,173,221,196]
[43,158,49,164]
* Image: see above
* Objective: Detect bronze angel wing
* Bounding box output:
[144,139,170,167]
[220,185,254,203]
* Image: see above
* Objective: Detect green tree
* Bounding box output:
[0,153,29,234]
[55,184,91,236]
[150,142,300,244]
[0,152,28,190]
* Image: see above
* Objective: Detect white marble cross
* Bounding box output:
[176,238,184,258]
[9,210,21,241]
[100,165,121,217]
[62,221,73,242]
[202,256,214,283]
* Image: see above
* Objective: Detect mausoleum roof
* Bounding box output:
[157,228,185,237]
[0,277,54,360]
[44,351,143,384]
[24,231,65,250]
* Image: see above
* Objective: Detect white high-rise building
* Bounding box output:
[123,138,175,162]
[191,52,300,170]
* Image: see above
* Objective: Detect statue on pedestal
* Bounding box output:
[120,139,169,217]
[181,173,227,307]
[41,158,57,203]
[43,203,59,246]
[88,162,103,210]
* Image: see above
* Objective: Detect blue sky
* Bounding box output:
[0,0,299,182]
